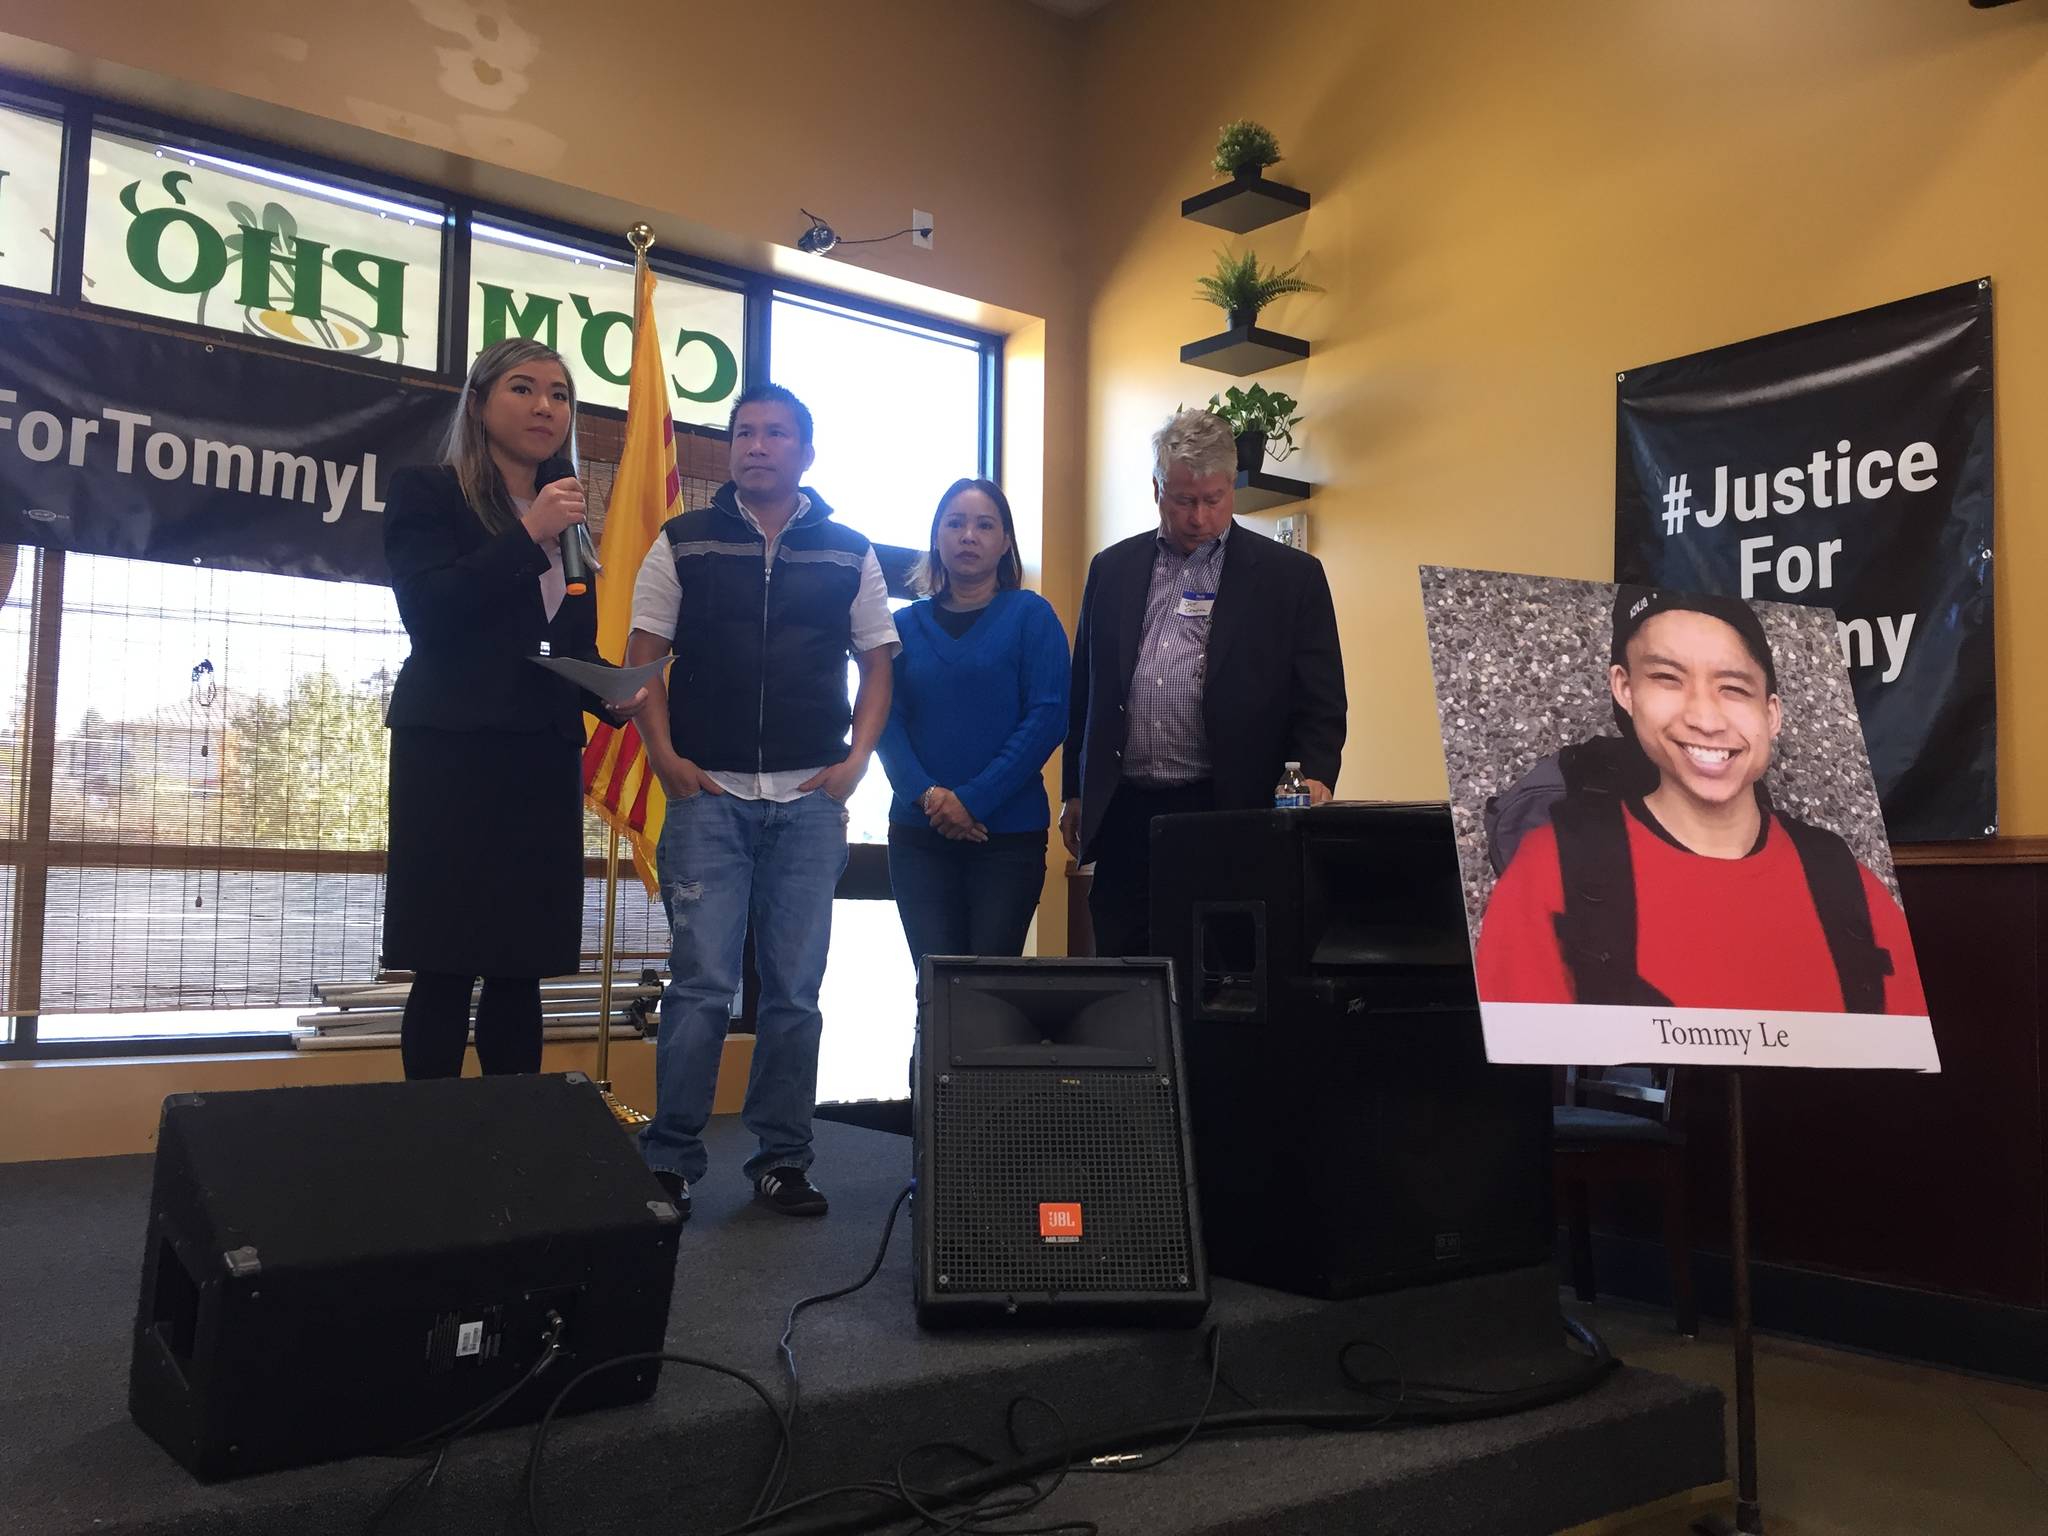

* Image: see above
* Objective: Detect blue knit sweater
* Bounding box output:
[877,589,1071,832]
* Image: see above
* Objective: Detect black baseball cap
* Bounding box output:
[1610,585,1777,693]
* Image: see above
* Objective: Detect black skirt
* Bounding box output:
[383,726,584,978]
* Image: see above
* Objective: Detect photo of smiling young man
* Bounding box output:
[1473,586,1927,1018]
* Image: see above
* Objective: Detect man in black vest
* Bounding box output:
[1062,408,1347,957]
[626,384,897,1220]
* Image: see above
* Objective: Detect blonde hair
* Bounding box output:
[1151,407,1237,487]
[443,338,579,534]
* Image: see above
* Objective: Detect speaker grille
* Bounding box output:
[931,1069,1194,1295]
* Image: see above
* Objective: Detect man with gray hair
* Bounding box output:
[1062,407,1346,955]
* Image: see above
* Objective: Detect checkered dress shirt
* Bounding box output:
[1123,527,1229,786]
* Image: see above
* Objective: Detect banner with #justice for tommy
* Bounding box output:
[1613,280,1994,844]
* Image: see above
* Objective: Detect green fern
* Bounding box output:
[1194,248,1323,322]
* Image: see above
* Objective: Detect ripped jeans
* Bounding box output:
[638,788,849,1185]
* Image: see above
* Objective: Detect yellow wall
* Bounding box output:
[1078,0,2048,835]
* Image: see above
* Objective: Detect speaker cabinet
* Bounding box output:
[129,1072,682,1480]
[1151,804,1554,1298]
[913,957,1209,1328]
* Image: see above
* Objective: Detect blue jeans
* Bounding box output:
[888,828,1049,997]
[639,790,849,1185]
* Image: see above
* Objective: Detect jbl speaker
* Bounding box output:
[129,1072,683,1481]
[1150,803,1554,1299]
[913,957,1209,1328]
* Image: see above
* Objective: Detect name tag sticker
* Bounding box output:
[1178,591,1217,618]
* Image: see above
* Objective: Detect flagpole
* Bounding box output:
[588,220,664,1135]
[594,822,647,1129]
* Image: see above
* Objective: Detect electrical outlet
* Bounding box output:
[1274,513,1308,552]
[912,210,933,250]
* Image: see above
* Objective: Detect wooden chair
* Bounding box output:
[1554,1065,1696,1335]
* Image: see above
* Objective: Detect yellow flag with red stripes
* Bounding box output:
[581,247,676,895]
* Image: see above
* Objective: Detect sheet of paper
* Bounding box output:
[528,653,668,706]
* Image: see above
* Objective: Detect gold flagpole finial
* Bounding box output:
[628,223,655,257]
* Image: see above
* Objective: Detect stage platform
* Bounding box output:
[0,1115,1724,1535]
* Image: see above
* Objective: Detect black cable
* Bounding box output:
[707,1396,1086,1536]
[1047,1325,1225,1477]
[516,1222,1614,1536]
[1334,1337,1408,1427]
[1209,1325,1261,1410]
[521,1351,791,1536]
[779,1182,915,1417]
[742,1318,1619,1536]
[367,1313,566,1534]
[835,228,931,247]
[765,1181,915,1507]
[897,1435,1070,1536]
[516,1204,917,1536]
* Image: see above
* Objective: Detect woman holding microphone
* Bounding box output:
[382,337,644,1079]
[879,478,1069,980]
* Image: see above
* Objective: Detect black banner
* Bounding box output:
[0,305,450,586]
[1615,280,1995,843]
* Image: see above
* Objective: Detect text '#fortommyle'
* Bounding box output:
[0,388,386,524]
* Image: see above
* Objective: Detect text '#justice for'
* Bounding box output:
[1658,437,1941,685]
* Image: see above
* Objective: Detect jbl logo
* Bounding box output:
[1039,1202,1083,1242]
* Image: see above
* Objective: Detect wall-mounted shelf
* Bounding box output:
[1234,469,1310,514]
[1181,175,1311,234]
[1180,324,1310,376]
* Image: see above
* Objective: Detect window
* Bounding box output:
[38,555,405,1017]
[768,294,987,548]
[770,293,990,852]
[469,221,744,426]
[50,555,404,851]
[769,294,996,1103]
[0,102,64,295]
[0,544,22,1020]
[84,128,445,369]
[0,546,32,845]
[817,898,917,1103]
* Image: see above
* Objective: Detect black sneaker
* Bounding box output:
[754,1167,827,1217]
[654,1170,692,1221]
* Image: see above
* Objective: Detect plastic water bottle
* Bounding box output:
[1274,760,1310,809]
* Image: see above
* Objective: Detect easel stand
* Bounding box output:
[1694,1068,1763,1534]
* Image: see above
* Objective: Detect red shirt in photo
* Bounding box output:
[1475,806,1927,1016]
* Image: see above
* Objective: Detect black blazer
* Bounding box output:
[384,464,605,742]
[1062,521,1346,859]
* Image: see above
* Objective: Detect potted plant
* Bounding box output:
[1201,383,1303,470]
[1213,119,1282,182]
[1195,247,1323,331]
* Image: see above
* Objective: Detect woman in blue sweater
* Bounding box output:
[879,478,1070,980]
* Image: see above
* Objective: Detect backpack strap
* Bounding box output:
[1778,816,1893,1014]
[1550,795,1672,1008]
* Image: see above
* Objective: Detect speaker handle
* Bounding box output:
[1192,900,1266,1022]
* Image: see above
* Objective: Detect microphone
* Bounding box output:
[537,456,600,596]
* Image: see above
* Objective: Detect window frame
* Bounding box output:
[0,92,70,301]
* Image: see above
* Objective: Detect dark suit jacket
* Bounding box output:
[1063,520,1346,858]
[384,464,606,743]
